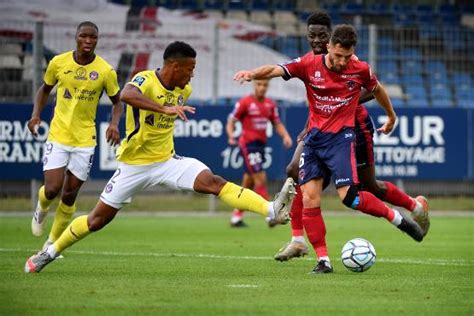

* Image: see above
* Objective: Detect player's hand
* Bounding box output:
[283,136,293,148]
[228,138,237,146]
[377,115,396,134]
[168,105,196,122]
[233,70,253,84]
[106,124,121,146]
[27,117,41,138]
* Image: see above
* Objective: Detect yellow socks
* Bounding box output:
[218,182,269,216]
[52,215,90,254]
[38,186,54,212]
[48,201,76,242]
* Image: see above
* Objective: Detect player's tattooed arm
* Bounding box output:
[120,84,195,121]
[372,83,397,134]
[28,83,54,137]
[233,65,285,83]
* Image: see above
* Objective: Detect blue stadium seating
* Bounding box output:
[432,99,454,108]
[401,74,424,85]
[390,97,406,108]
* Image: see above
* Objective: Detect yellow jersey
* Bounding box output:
[116,70,192,165]
[44,51,120,147]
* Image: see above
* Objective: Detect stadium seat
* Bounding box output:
[251,0,273,10]
[367,3,389,15]
[0,43,22,55]
[0,55,22,68]
[406,97,429,107]
[206,9,224,20]
[401,60,423,75]
[401,74,424,85]
[273,0,296,11]
[249,11,272,27]
[405,86,427,100]
[452,72,472,85]
[226,10,248,21]
[430,83,453,99]
[226,0,249,11]
[340,3,364,15]
[399,48,422,59]
[415,4,433,14]
[457,98,474,108]
[390,97,406,107]
[378,72,400,85]
[431,99,453,108]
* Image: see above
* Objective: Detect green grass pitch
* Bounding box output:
[1,214,473,315]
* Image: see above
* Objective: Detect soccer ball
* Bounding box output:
[341,238,376,272]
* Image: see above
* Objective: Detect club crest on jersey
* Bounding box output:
[132,76,145,86]
[346,80,356,91]
[165,92,174,104]
[177,94,184,106]
[74,67,87,80]
[89,71,99,80]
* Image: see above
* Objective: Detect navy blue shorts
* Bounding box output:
[239,140,266,174]
[298,127,359,188]
[354,112,375,169]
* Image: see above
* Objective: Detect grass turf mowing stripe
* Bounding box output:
[4,248,472,267]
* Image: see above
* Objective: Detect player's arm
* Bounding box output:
[373,82,397,134]
[274,122,293,148]
[226,116,238,145]
[233,65,285,83]
[28,83,54,137]
[120,84,195,121]
[106,94,123,146]
[359,88,375,104]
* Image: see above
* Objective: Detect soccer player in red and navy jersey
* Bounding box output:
[272,12,430,273]
[234,24,428,274]
[227,79,293,227]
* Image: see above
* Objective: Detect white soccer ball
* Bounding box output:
[341,238,376,272]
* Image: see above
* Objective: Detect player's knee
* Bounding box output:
[342,185,360,209]
[285,162,299,181]
[202,175,226,195]
[302,190,321,208]
[61,188,80,205]
[365,180,387,199]
[88,213,114,232]
[44,185,61,200]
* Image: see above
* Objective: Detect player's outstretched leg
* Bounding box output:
[359,167,430,236]
[25,200,119,273]
[194,170,295,225]
[340,185,424,242]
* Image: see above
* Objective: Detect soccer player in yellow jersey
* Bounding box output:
[25,41,296,273]
[27,21,122,251]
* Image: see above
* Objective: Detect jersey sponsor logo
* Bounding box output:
[63,88,72,99]
[74,67,87,80]
[132,76,146,86]
[89,71,99,80]
[177,94,184,106]
[311,71,325,83]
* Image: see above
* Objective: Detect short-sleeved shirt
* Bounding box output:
[116,69,192,165]
[230,95,280,145]
[44,51,119,147]
[279,53,378,134]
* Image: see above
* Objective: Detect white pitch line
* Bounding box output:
[1,248,473,267]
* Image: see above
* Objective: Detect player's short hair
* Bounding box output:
[76,21,99,33]
[307,11,332,29]
[163,41,197,60]
[330,24,357,49]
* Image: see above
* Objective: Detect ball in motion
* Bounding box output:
[341,238,376,272]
